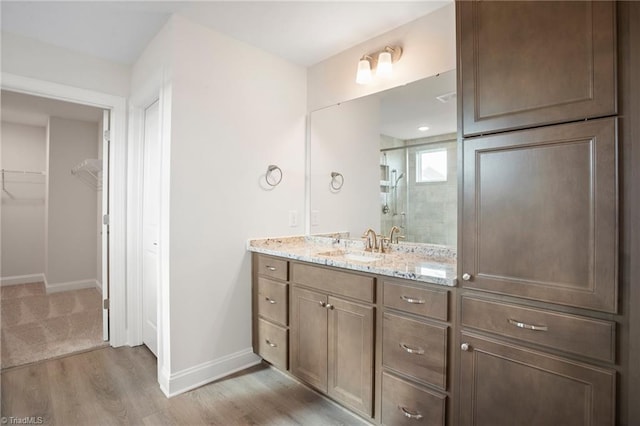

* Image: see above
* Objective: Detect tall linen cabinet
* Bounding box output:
[455,1,638,424]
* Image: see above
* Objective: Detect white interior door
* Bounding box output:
[101,110,110,341]
[142,100,161,356]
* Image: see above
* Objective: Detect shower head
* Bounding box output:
[395,172,405,185]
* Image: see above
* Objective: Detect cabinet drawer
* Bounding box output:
[383,280,448,321]
[383,312,448,390]
[257,318,288,370]
[256,255,288,281]
[381,372,446,426]
[461,296,615,363]
[257,278,288,326]
[291,262,374,303]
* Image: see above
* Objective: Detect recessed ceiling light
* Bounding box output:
[418,126,430,132]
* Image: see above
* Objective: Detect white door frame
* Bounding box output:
[127,68,172,394]
[1,72,129,347]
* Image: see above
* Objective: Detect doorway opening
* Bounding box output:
[1,90,110,368]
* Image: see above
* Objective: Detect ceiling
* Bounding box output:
[379,69,457,140]
[1,1,454,131]
[0,1,450,67]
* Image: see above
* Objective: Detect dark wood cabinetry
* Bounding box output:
[458,0,617,136]
[380,279,451,426]
[252,254,289,370]
[457,1,623,424]
[381,372,446,426]
[290,265,375,418]
[290,286,328,390]
[461,118,618,312]
[459,332,615,426]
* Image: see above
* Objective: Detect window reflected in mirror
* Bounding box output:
[417,148,448,183]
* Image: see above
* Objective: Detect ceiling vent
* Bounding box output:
[436,91,457,103]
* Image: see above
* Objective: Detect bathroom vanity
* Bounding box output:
[249,236,456,425]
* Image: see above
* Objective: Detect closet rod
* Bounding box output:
[1,169,45,175]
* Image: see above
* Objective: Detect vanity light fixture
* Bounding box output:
[356,56,373,84]
[355,46,403,85]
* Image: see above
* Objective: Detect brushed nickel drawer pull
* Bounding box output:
[265,297,277,304]
[265,339,277,348]
[400,295,425,304]
[265,265,277,271]
[400,343,425,355]
[508,318,548,332]
[398,406,423,420]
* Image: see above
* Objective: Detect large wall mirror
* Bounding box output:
[309,69,457,247]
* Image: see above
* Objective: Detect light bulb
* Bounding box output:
[376,51,393,78]
[356,58,372,84]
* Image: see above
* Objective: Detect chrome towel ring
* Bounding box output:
[265,165,283,187]
[330,172,344,191]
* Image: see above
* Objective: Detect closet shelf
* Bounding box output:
[71,158,102,190]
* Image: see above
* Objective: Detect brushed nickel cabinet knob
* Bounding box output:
[462,273,472,281]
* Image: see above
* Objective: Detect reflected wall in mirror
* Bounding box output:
[310,69,457,247]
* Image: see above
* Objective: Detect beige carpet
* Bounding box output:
[1,282,106,369]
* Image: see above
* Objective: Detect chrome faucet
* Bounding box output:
[362,228,378,252]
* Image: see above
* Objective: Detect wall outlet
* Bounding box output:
[288,210,298,227]
[311,210,320,226]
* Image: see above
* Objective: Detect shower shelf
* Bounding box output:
[71,159,102,190]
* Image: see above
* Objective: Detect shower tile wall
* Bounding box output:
[380,134,457,247]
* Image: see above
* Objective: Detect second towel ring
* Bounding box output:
[266,165,283,187]
[330,172,344,191]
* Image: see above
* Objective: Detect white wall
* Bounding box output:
[307,3,456,111]
[0,122,46,281]
[47,117,98,289]
[129,14,307,393]
[309,96,380,236]
[1,31,130,98]
[167,15,306,375]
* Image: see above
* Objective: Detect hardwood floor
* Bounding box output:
[1,346,370,425]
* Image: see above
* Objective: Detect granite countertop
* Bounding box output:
[247,235,457,287]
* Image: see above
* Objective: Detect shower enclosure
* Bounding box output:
[379,137,457,247]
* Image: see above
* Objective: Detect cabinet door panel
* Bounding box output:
[290,287,327,392]
[459,0,616,136]
[459,332,615,426]
[461,118,617,312]
[327,296,374,417]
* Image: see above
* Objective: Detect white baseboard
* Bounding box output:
[46,279,101,294]
[160,348,261,398]
[1,273,46,287]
